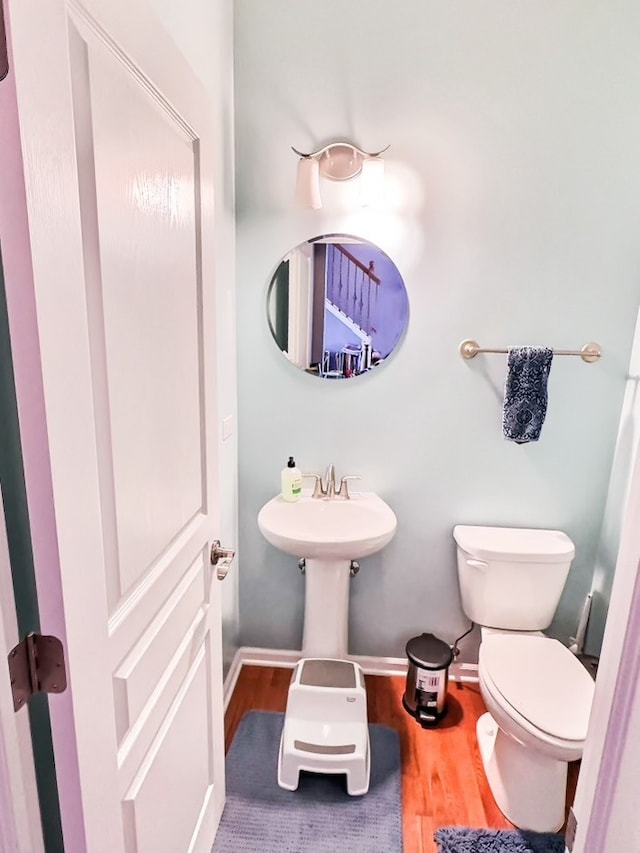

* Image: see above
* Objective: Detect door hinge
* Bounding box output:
[565,806,577,852]
[8,633,67,712]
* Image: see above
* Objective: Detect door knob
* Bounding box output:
[210,540,235,581]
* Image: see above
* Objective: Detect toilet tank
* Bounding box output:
[453,525,575,631]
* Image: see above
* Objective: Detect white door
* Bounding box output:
[7,1,227,851]
[0,487,45,853]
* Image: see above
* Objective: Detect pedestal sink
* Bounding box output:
[258,492,397,658]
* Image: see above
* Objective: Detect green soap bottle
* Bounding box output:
[281,456,302,502]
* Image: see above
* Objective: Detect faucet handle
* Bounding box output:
[302,472,326,499]
[336,475,361,500]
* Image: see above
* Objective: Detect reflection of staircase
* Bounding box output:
[326,244,380,336]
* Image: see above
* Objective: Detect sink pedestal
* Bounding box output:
[302,558,351,659]
[257,491,397,659]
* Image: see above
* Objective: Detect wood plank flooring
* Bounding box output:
[225,666,578,853]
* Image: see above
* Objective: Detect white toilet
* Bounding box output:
[453,524,595,833]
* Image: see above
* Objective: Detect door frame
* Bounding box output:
[0,486,45,853]
[571,437,640,851]
[0,0,81,845]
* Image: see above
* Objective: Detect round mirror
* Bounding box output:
[267,234,409,379]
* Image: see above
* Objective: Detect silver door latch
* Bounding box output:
[210,540,235,581]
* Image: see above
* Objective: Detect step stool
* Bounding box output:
[277,658,370,796]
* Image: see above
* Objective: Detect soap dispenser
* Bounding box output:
[281,456,302,502]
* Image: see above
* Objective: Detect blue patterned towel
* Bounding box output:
[502,347,553,443]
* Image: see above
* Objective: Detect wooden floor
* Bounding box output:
[225,666,578,853]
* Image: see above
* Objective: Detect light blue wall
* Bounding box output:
[234,0,640,660]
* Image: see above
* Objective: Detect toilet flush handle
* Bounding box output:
[466,558,489,572]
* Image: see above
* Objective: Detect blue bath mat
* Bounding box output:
[435,827,565,853]
[212,710,402,852]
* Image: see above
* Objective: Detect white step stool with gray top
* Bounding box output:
[277,658,370,796]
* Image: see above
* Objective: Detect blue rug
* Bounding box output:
[435,827,565,853]
[212,710,402,852]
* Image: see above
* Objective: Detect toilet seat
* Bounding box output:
[479,634,594,743]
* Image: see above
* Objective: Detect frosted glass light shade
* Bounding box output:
[360,156,385,206]
[295,157,322,209]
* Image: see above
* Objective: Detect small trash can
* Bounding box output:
[402,632,453,727]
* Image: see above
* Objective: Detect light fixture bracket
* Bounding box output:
[292,141,389,208]
[291,142,390,182]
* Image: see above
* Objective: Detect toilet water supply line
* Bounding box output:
[451,622,474,659]
[569,592,593,655]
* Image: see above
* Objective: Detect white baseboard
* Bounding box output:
[453,661,481,682]
[223,646,478,710]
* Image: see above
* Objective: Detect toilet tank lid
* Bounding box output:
[453,525,575,563]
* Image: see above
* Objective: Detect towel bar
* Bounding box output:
[459,339,601,363]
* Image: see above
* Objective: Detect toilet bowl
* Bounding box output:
[453,525,595,832]
[477,633,594,831]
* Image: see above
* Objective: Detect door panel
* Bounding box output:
[122,645,213,853]
[113,556,206,739]
[8,1,225,850]
[68,17,205,606]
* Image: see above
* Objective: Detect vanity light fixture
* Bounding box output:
[292,142,389,209]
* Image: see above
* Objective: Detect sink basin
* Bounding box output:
[258,492,397,560]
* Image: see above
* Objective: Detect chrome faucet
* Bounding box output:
[324,464,336,498]
[302,464,360,500]
[335,473,360,499]
[301,471,327,499]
